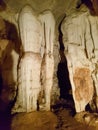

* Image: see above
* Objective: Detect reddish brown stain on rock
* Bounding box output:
[92,0,98,15]
[73,68,94,102]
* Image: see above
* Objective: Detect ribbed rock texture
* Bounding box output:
[12,5,55,113]
[0,0,98,114]
[61,5,98,112]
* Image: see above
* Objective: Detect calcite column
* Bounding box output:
[64,44,94,112]
[61,6,95,113]
[39,11,55,111]
[16,52,42,112]
[12,5,42,113]
[73,68,94,112]
[12,5,55,113]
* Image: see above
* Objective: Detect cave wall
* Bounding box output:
[0,4,60,113]
[0,0,98,113]
[61,4,98,112]
[0,17,19,112]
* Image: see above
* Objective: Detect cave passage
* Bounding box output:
[57,18,72,101]
[57,54,72,100]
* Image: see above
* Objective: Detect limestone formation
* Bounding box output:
[61,5,98,112]
[13,52,42,112]
[12,5,55,113]
[73,68,94,112]
[18,5,43,53]
[39,10,55,110]
[1,0,98,115]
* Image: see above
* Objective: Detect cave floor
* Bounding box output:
[0,99,96,130]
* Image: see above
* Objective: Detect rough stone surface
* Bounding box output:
[0,0,98,114]
[12,5,56,113]
[11,100,96,130]
[75,111,98,129]
[0,39,19,105]
[61,5,98,112]
[19,5,43,52]
[12,52,42,113]
[73,68,94,112]
[11,111,57,130]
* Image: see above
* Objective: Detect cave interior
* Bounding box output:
[0,0,98,130]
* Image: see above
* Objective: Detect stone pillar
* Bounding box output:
[12,5,42,113]
[12,5,55,113]
[61,6,95,112]
[39,11,55,111]
[18,5,42,53]
[15,52,42,112]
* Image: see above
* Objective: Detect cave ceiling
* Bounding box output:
[0,0,97,26]
[0,0,81,24]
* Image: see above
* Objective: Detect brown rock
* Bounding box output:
[11,111,57,130]
[73,68,94,103]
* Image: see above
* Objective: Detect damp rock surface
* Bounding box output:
[10,99,96,130]
[11,111,57,130]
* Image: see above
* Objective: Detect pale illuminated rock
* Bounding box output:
[12,52,42,112]
[61,5,98,112]
[18,5,43,53]
[12,5,55,113]
[39,10,55,110]
[64,44,94,112]
[39,10,55,55]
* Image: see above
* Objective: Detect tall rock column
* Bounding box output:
[12,5,55,113]
[12,5,43,113]
[61,5,95,113]
[39,11,55,111]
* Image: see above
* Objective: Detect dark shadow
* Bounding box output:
[82,0,94,11]
[57,54,72,100]
[0,110,12,130]
[76,0,96,15]
[0,0,6,11]
[5,20,21,54]
[53,16,76,117]
[0,67,3,95]
[57,16,72,101]
[0,19,21,130]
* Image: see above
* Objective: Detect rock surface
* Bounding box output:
[61,5,98,112]
[11,99,97,130]
[0,0,98,114]
[11,111,57,130]
[12,5,56,113]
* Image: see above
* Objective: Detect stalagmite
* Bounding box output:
[12,5,55,113]
[15,52,42,112]
[18,5,42,53]
[12,5,42,113]
[61,5,95,113]
[39,11,55,110]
